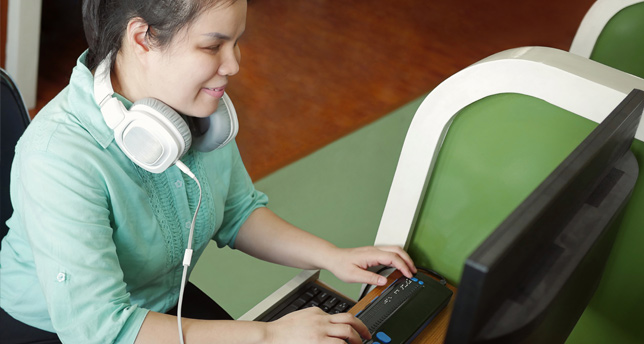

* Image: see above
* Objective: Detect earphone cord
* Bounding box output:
[175,161,202,344]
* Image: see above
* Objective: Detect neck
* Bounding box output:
[112,51,146,102]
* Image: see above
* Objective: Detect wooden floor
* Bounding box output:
[32,0,595,181]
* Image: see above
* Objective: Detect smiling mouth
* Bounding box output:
[205,86,226,91]
[202,86,226,99]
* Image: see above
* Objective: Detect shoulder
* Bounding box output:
[20,94,99,159]
[15,97,126,190]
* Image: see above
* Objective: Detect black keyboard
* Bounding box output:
[258,282,356,322]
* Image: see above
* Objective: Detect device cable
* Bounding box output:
[175,161,202,344]
[416,266,448,286]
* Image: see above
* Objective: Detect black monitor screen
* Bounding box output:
[444,89,644,344]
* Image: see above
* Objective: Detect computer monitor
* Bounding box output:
[444,89,644,344]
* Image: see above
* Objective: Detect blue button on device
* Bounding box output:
[376,331,392,343]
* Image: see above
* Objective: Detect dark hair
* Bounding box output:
[82,0,237,70]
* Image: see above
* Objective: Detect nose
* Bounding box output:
[218,46,241,76]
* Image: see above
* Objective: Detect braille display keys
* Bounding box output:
[358,277,424,333]
[356,273,453,344]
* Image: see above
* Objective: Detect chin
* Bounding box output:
[187,104,219,118]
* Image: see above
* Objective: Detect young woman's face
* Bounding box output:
[145,0,246,118]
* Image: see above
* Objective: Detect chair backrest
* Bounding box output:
[570,0,644,79]
[1,68,31,240]
[373,47,644,343]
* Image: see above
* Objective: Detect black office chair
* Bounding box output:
[1,68,31,240]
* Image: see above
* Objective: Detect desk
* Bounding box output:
[348,270,457,344]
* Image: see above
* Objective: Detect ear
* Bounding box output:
[125,17,151,59]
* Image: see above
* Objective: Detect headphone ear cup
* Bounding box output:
[192,94,239,152]
[133,98,193,158]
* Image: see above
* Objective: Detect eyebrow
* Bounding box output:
[202,30,245,41]
[202,32,232,40]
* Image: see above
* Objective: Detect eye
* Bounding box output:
[202,43,223,53]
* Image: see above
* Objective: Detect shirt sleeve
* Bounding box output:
[15,132,148,344]
[212,142,268,248]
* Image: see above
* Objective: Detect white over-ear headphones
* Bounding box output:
[93,56,239,173]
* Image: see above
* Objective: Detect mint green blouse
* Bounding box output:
[0,51,268,343]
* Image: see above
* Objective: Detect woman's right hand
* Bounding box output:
[264,307,371,344]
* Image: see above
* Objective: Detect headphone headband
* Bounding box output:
[94,56,114,107]
[94,57,127,128]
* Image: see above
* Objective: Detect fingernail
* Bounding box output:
[378,276,387,285]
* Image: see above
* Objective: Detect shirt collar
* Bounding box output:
[67,50,133,149]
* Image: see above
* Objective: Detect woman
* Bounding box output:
[0,0,416,343]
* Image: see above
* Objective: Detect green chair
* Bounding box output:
[570,0,644,79]
[373,47,644,343]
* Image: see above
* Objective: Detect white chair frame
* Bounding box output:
[374,46,644,249]
[570,0,644,57]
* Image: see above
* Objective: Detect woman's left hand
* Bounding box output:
[324,246,417,286]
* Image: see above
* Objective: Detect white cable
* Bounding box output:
[175,161,202,344]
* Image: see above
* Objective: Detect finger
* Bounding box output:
[324,339,352,344]
[326,323,362,344]
[379,246,417,275]
[387,246,417,274]
[349,266,388,285]
[384,246,417,277]
[330,313,371,340]
[370,250,415,279]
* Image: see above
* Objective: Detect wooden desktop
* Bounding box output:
[348,270,458,344]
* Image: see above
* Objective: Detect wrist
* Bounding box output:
[316,244,343,272]
[256,321,272,344]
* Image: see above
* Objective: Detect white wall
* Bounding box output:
[5,0,42,109]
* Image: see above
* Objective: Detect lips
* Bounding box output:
[202,85,226,98]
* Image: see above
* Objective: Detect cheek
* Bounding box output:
[149,54,223,115]
[167,67,209,97]
[185,57,222,86]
